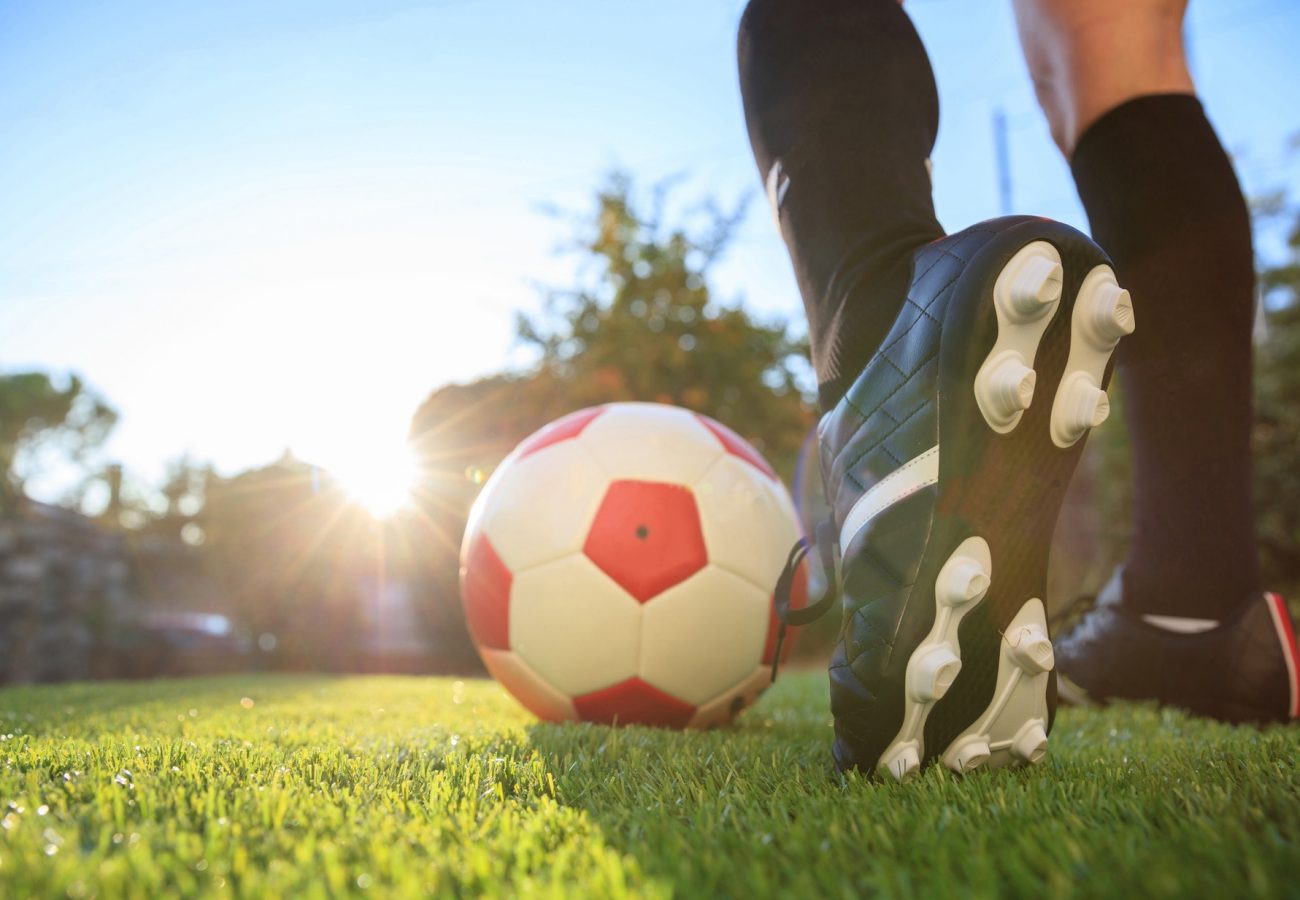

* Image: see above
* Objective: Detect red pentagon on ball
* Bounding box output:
[583,480,707,603]
[695,414,777,480]
[573,676,696,728]
[516,406,606,459]
[460,533,512,650]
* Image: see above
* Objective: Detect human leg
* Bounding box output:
[742,0,1135,776]
[1013,0,1298,720]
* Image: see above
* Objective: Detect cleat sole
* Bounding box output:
[876,537,991,779]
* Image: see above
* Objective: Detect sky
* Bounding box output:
[2,0,1298,508]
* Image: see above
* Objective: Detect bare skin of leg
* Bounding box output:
[1010,0,1195,155]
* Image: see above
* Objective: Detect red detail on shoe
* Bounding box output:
[572,677,696,728]
[517,406,605,459]
[583,480,707,603]
[695,415,777,480]
[460,533,512,650]
[1265,592,1300,720]
[763,557,809,666]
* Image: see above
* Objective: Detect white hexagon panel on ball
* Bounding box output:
[471,438,608,573]
[639,565,770,707]
[577,402,724,485]
[694,452,801,597]
[509,554,643,698]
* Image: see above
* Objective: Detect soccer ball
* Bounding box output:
[459,402,808,728]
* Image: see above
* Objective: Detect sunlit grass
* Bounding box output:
[0,673,1296,898]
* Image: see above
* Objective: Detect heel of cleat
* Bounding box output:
[1050,265,1133,448]
[975,242,1063,434]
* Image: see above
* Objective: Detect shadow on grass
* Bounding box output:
[514,689,1300,898]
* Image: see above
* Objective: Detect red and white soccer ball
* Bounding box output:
[459,402,808,729]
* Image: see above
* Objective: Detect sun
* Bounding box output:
[330,439,419,519]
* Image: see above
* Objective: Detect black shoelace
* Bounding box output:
[770,519,840,683]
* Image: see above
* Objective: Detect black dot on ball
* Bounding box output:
[635,525,650,540]
[730,696,746,715]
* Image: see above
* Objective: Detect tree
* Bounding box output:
[517,172,814,473]
[1255,206,1300,597]
[0,371,117,511]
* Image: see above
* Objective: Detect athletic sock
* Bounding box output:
[737,0,945,409]
[1070,94,1261,620]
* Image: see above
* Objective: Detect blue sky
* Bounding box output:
[2,0,1298,506]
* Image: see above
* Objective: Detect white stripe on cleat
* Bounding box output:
[1050,265,1134,448]
[975,242,1063,434]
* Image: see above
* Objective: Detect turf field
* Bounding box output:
[0,673,1296,898]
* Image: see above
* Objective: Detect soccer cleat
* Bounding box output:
[1054,571,1300,725]
[810,216,1133,778]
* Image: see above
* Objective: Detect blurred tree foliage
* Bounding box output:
[0,372,116,511]
[1254,209,1300,596]
[515,172,814,471]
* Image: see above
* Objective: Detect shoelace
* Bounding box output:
[770,519,840,683]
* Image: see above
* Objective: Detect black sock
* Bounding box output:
[737,0,945,409]
[1071,94,1261,619]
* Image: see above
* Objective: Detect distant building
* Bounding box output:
[0,500,138,683]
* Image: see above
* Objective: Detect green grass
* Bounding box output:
[0,673,1296,899]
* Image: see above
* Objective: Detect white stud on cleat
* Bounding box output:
[880,743,921,783]
[1051,264,1133,448]
[1081,283,1135,347]
[940,599,1054,774]
[938,557,992,609]
[1052,372,1109,447]
[976,241,1063,433]
[1006,623,1055,675]
[978,353,1037,429]
[876,537,992,779]
[946,737,992,774]
[1010,722,1049,765]
[909,645,962,703]
[1004,256,1063,322]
